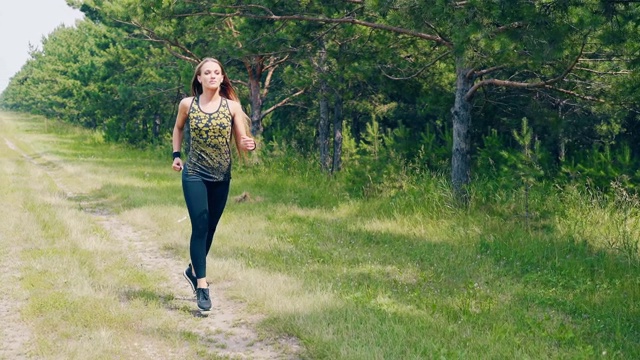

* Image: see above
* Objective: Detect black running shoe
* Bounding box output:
[183,265,197,294]
[196,287,212,312]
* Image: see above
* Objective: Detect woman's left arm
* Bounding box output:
[229,100,256,152]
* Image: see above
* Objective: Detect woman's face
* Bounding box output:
[197,61,224,90]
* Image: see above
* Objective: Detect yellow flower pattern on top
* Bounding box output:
[185,96,233,182]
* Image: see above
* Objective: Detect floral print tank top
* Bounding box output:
[185,96,233,181]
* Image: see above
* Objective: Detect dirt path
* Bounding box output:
[2,134,301,359]
[94,213,301,359]
[0,138,33,360]
[0,255,30,360]
[0,224,31,360]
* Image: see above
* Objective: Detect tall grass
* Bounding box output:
[2,111,639,359]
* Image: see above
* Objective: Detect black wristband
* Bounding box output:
[172,151,181,160]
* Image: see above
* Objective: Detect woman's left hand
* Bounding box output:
[240,136,256,151]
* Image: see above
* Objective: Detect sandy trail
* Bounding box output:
[0,228,31,360]
[95,213,300,359]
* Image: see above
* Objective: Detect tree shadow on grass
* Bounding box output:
[229,210,640,358]
[478,230,640,358]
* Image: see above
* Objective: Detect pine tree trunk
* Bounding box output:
[153,113,160,139]
[318,80,330,172]
[332,94,343,173]
[317,41,330,172]
[451,58,473,200]
[332,47,345,174]
[246,56,264,136]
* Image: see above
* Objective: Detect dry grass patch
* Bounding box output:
[117,203,339,328]
[210,258,339,315]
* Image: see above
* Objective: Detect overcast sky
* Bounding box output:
[0,0,84,92]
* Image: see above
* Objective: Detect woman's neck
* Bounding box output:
[200,89,221,101]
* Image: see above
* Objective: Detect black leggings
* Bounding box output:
[182,177,230,279]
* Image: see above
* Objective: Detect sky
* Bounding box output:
[0,0,84,93]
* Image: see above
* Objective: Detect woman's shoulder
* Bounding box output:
[178,96,196,110]
[225,98,241,111]
[180,96,195,106]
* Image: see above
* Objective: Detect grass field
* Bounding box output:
[0,111,638,359]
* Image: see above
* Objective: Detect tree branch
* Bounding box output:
[574,67,631,75]
[494,21,525,33]
[261,89,306,119]
[176,7,453,48]
[116,19,200,63]
[423,21,451,45]
[262,57,279,98]
[380,50,451,80]
[471,65,507,79]
[541,85,606,103]
[232,79,249,87]
[263,54,290,72]
[465,40,587,101]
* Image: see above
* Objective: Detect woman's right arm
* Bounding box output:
[172,98,191,171]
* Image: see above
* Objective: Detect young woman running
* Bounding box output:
[171,58,256,312]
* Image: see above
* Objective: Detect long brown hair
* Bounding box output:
[190,58,239,102]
